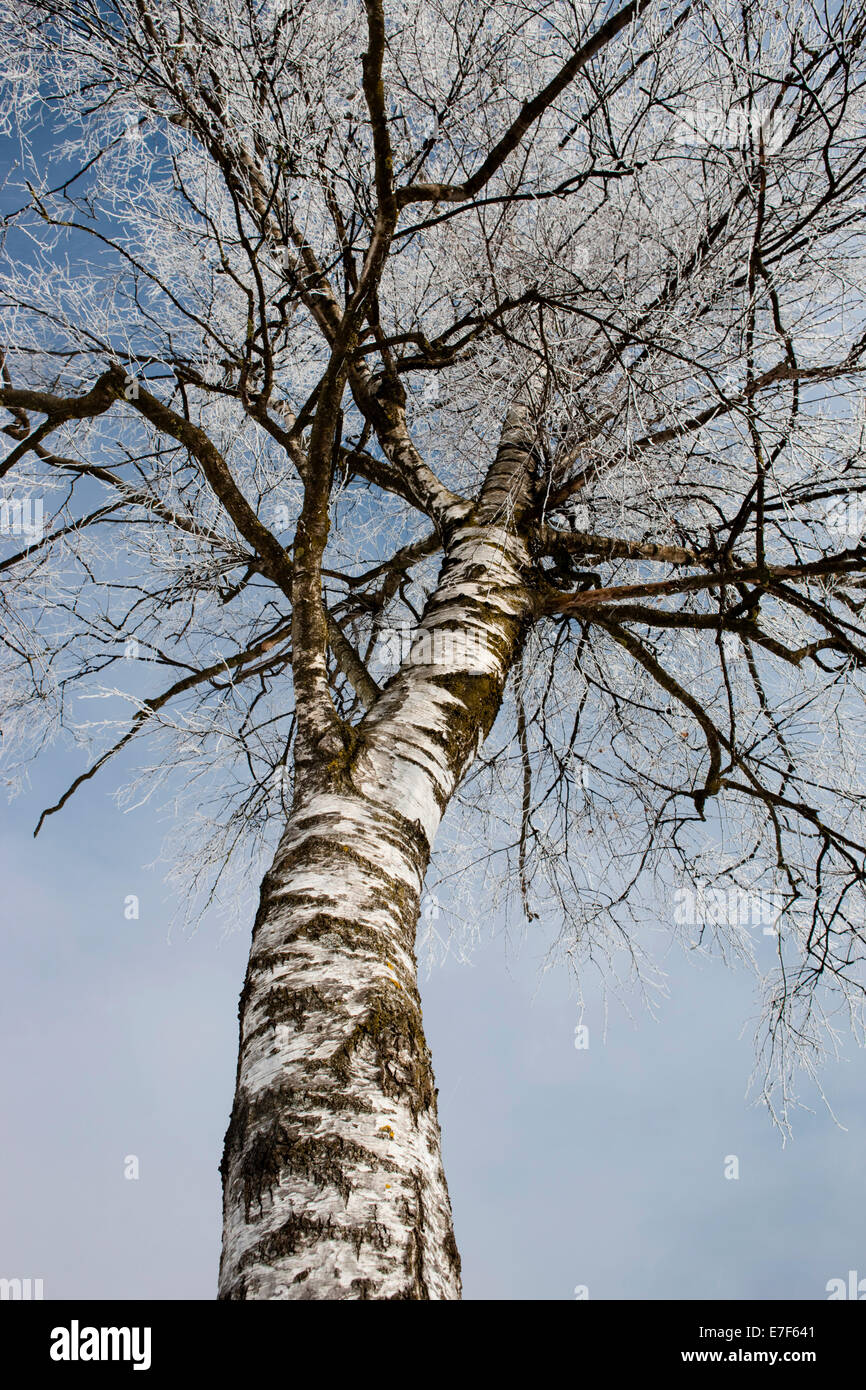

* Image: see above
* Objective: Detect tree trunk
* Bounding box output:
[219,412,538,1299]
[218,785,460,1299]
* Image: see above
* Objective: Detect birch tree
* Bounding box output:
[1,0,865,1299]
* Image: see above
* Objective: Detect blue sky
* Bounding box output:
[1,739,864,1300]
[1,45,864,1303]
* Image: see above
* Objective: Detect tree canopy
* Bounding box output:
[1,0,866,1130]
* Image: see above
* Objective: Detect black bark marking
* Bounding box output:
[328,984,435,1119]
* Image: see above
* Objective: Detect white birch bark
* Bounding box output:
[219,414,538,1299]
